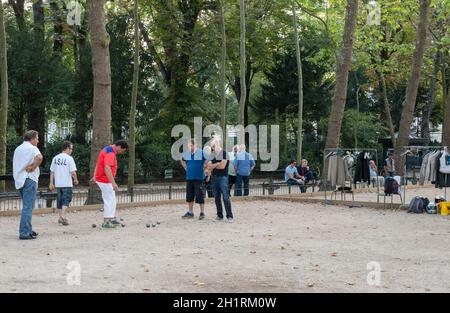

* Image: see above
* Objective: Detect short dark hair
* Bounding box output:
[115,140,129,150]
[23,130,39,142]
[62,141,73,151]
[388,152,394,156]
[290,159,297,164]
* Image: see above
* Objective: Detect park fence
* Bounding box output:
[0,180,317,213]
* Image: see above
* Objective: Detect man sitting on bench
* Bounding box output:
[296,159,317,193]
[285,160,305,190]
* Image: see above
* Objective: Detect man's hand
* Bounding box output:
[112,183,119,191]
[73,179,79,186]
[90,177,96,184]
[49,183,55,192]
[26,165,35,173]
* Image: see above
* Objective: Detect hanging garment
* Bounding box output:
[426,151,441,183]
[435,152,450,188]
[419,151,432,185]
[327,154,349,187]
[353,151,371,184]
[439,150,450,174]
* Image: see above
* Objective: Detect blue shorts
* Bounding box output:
[56,187,73,209]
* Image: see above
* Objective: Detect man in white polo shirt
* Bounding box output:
[49,141,78,226]
[13,130,43,240]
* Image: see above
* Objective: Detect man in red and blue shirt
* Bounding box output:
[91,140,128,228]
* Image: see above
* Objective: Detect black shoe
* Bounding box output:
[31,231,38,237]
[19,235,36,240]
[199,212,205,220]
[182,212,194,219]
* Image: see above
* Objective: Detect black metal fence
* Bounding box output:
[0,180,317,213]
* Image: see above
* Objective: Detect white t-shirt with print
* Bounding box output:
[50,153,77,188]
[13,141,42,190]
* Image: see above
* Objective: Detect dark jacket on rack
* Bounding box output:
[353,151,371,184]
[435,152,450,188]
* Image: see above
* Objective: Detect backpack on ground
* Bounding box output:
[384,177,399,195]
[408,197,429,214]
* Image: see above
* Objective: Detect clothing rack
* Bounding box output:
[402,146,448,203]
[323,148,379,203]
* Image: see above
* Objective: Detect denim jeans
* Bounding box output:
[235,175,250,196]
[19,178,37,238]
[212,176,233,219]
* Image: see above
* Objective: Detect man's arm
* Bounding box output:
[181,160,187,171]
[71,171,79,185]
[49,171,55,191]
[104,165,118,191]
[26,154,43,172]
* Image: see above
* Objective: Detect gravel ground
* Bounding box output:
[0,199,449,293]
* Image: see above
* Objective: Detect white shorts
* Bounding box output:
[96,182,117,218]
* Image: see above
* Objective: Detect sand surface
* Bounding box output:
[0,199,449,293]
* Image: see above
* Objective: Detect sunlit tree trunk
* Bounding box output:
[128,0,140,194]
[219,0,227,138]
[395,0,431,175]
[324,0,358,149]
[292,2,303,163]
[239,0,246,144]
[0,3,8,192]
[87,0,112,204]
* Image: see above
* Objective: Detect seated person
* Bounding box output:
[296,159,317,193]
[369,160,384,188]
[285,160,304,189]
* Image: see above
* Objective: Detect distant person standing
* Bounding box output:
[49,141,78,226]
[208,139,233,223]
[234,144,256,196]
[384,152,395,177]
[13,130,43,240]
[91,140,128,229]
[181,139,207,220]
[228,145,239,196]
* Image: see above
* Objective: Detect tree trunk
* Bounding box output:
[8,0,25,32]
[394,0,431,176]
[87,0,112,204]
[292,2,303,163]
[239,0,246,144]
[421,50,440,142]
[324,0,358,149]
[50,0,63,58]
[0,3,8,192]
[29,0,46,154]
[73,1,91,145]
[128,0,140,194]
[377,70,396,147]
[442,50,450,147]
[219,0,227,137]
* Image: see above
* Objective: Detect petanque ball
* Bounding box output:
[152,224,156,228]
[146,224,150,228]
[92,224,97,228]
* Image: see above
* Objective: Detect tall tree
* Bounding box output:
[324,0,359,149]
[442,50,450,147]
[291,2,303,162]
[88,0,112,202]
[28,0,46,153]
[219,0,227,135]
[394,0,431,175]
[0,2,8,192]
[239,0,246,142]
[128,0,140,194]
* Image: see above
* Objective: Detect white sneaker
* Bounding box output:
[227,218,233,223]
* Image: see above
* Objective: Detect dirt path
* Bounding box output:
[0,200,449,292]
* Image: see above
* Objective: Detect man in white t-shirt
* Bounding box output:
[13,130,43,240]
[49,141,78,226]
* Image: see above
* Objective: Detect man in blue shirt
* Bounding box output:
[233,144,256,196]
[181,139,207,220]
[285,160,305,190]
